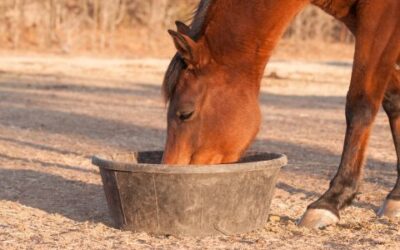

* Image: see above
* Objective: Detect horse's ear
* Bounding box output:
[168,30,198,67]
[175,21,190,35]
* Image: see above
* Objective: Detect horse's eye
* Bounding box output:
[177,110,194,121]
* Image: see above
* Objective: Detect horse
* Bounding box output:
[161,0,400,229]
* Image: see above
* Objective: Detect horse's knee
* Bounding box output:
[345,94,379,127]
[383,91,400,118]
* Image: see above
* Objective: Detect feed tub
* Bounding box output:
[92,151,287,236]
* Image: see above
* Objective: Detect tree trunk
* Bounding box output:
[12,0,24,49]
[147,0,168,51]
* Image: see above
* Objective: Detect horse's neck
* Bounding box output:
[203,0,355,78]
[204,0,309,74]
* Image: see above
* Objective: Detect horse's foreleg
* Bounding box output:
[299,81,385,228]
[378,67,400,218]
[299,2,400,228]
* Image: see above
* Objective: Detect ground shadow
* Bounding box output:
[0,137,394,224]
[0,74,166,149]
[0,136,86,157]
[3,104,158,135]
[322,61,353,68]
[253,138,396,210]
[0,72,164,109]
[0,70,395,220]
[0,168,112,225]
[0,72,137,95]
[0,153,96,174]
[259,92,346,110]
[0,104,165,150]
[253,138,396,183]
[253,138,396,211]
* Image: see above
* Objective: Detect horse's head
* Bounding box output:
[162,22,261,165]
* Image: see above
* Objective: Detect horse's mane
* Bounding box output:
[162,0,214,102]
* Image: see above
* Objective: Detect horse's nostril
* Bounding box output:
[177,110,194,121]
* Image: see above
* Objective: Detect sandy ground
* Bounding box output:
[0,55,399,249]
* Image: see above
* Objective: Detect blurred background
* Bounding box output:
[0,0,354,59]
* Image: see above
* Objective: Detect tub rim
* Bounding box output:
[92,151,287,174]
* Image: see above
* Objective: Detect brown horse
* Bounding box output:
[162,0,400,229]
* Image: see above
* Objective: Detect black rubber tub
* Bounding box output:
[92,151,287,236]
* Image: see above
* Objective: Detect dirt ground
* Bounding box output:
[0,54,399,250]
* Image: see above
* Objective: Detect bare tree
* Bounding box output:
[0,1,353,53]
[11,0,24,48]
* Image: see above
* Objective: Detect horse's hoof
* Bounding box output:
[377,199,400,219]
[297,209,339,229]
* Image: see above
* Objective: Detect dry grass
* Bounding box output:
[0,53,400,249]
